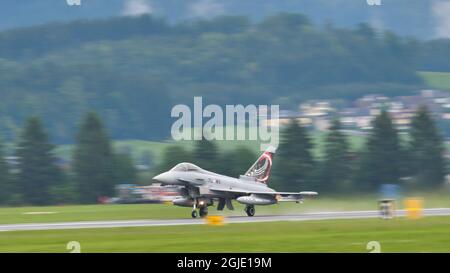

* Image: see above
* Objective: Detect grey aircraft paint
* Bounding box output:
[153,146,317,218]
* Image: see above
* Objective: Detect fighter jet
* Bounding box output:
[153,146,317,218]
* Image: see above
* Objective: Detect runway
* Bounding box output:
[1,208,450,232]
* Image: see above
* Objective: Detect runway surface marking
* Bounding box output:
[22,212,58,215]
[0,208,449,232]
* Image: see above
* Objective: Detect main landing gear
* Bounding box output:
[191,199,208,218]
[191,207,208,218]
[245,205,255,217]
[199,207,208,217]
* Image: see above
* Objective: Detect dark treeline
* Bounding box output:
[273,106,447,193]
[0,105,446,205]
[420,39,450,72]
[0,112,137,205]
[158,105,447,194]
[1,13,448,143]
[0,1,441,40]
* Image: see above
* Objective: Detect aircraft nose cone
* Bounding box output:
[152,173,162,180]
[153,172,171,184]
[153,173,164,182]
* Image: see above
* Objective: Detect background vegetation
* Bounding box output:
[2,14,450,142]
[0,106,446,205]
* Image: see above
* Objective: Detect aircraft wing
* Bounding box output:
[209,187,318,197]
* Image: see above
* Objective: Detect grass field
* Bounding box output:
[0,191,449,253]
[0,191,449,225]
[1,216,450,252]
[419,71,450,91]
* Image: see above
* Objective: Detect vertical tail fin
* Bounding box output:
[244,146,276,184]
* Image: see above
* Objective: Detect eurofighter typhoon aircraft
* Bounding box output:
[153,147,317,218]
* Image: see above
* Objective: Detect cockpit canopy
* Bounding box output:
[170,163,202,172]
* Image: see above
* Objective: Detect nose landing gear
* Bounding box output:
[245,205,255,217]
[191,210,198,218]
[191,199,198,218]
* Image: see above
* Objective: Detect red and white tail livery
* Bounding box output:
[244,146,276,183]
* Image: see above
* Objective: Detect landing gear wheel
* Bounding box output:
[245,205,255,217]
[199,207,208,218]
[191,210,198,218]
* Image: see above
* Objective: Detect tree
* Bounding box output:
[0,13,424,144]
[113,152,137,185]
[140,150,154,169]
[49,172,75,205]
[73,112,115,203]
[409,106,446,187]
[193,136,219,172]
[258,13,310,34]
[0,138,11,204]
[158,145,193,173]
[363,110,402,190]
[319,118,351,192]
[218,146,257,178]
[16,117,60,205]
[272,119,315,191]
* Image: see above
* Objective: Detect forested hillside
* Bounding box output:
[0,13,448,142]
[0,0,445,40]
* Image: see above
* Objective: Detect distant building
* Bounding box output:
[264,89,450,137]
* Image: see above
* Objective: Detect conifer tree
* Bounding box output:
[320,118,351,192]
[364,110,402,190]
[273,119,315,191]
[16,117,59,205]
[409,106,446,187]
[73,112,115,203]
